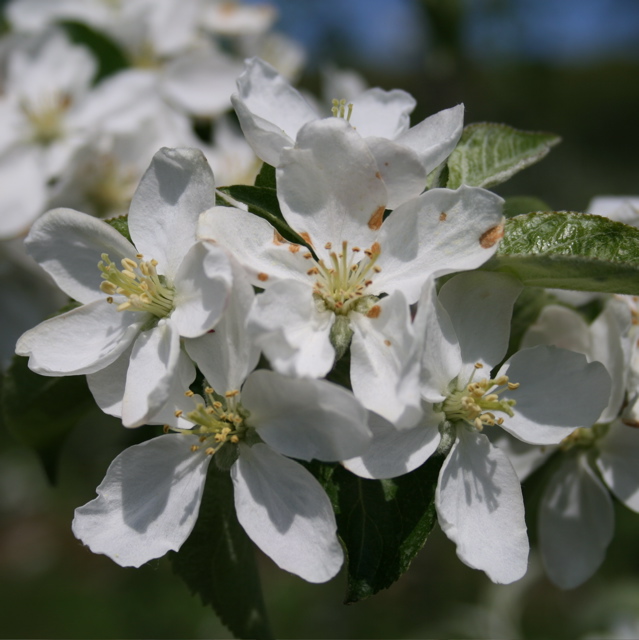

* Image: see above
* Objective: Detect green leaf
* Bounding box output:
[60,20,129,82]
[104,215,132,243]
[254,162,276,189]
[170,464,272,640]
[218,185,308,247]
[314,451,446,603]
[1,356,96,483]
[446,123,561,189]
[483,211,639,295]
[503,196,551,218]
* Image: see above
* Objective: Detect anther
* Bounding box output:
[185,390,194,397]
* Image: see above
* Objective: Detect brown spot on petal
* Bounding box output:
[479,223,505,249]
[375,171,382,179]
[300,231,313,247]
[366,305,382,319]
[439,212,447,222]
[288,244,301,253]
[273,230,286,245]
[368,206,385,231]
[257,272,269,282]
[384,339,392,346]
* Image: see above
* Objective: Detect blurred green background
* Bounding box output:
[2,0,639,637]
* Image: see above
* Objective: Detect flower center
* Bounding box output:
[98,253,175,317]
[21,92,71,145]
[85,156,138,218]
[171,387,251,459]
[441,363,520,431]
[331,98,353,121]
[309,240,382,316]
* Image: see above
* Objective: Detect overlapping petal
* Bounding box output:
[232,442,343,583]
[72,434,210,568]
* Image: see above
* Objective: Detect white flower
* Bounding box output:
[199,117,504,425]
[499,299,639,588]
[16,147,232,427]
[345,271,612,583]
[72,265,371,583]
[231,56,464,208]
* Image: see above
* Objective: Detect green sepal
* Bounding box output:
[218,185,308,248]
[60,20,129,82]
[170,464,273,640]
[311,450,447,603]
[446,123,561,189]
[329,315,354,362]
[482,211,639,295]
[104,214,132,243]
[1,355,96,483]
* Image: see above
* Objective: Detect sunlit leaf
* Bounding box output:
[447,123,560,189]
[483,211,639,295]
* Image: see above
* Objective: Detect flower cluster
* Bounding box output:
[13,53,624,590]
[6,7,639,602]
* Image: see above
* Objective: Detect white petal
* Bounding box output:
[395,104,465,174]
[249,279,335,378]
[374,186,505,303]
[597,420,639,512]
[277,118,387,255]
[121,320,183,427]
[539,453,614,589]
[344,409,441,479]
[0,145,47,239]
[171,241,232,338]
[350,291,422,427]
[436,428,528,584]
[162,51,243,118]
[487,431,554,482]
[349,87,415,139]
[232,443,343,583]
[198,205,310,287]
[520,304,592,355]
[411,277,462,402]
[232,57,316,166]
[128,147,216,278]
[25,207,138,304]
[590,298,632,422]
[365,137,428,210]
[16,299,144,375]
[184,262,259,392]
[438,271,522,377]
[498,346,611,445]
[241,370,370,461]
[87,341,196,427]
[72,434,210,567]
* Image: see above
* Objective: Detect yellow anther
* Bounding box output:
[100,281,117,294]
[225,390,240,398]
[136,253,144,259]
[121,258,138,271]
[185,390,194,397]
[117,301,131,311]
[190,444,200,452]
[205,447,215,456]
[106,296,114,304]
[175,410,183,417]
[205,387,215,394]
[507,382,520,390]
[163,425,170,433]
[474,362,484,369]
[230,435,239,443]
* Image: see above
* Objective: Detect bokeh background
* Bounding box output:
[2,0,639,638]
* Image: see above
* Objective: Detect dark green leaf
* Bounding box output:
[314,451,446,603]
[446,123,561,189]
[482,211,639,295]
[218,185,308,247]
[1,356,96,483]
[104,215,132,243]
[503,196,551,218]
[60,20,129,82]
[254,163,276,189]
[170,464,272,640]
